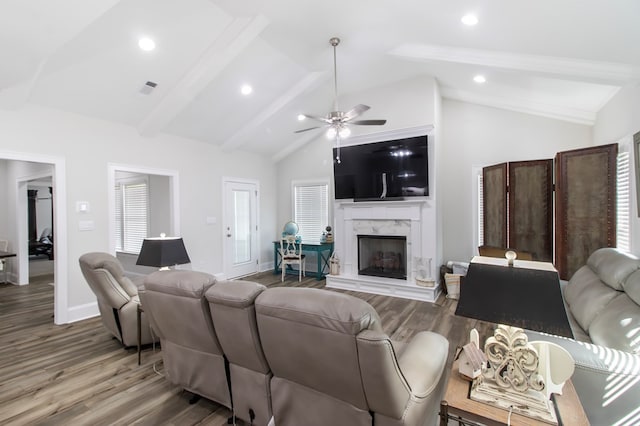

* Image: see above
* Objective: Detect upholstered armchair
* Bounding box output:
[79,252,154,347]
[255,287,449,426]
[139,270,231,409]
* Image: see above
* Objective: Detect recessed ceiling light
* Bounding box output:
[473,75,486,84]
[138,37,156,51]
[297,114,306,121]
[461,14,479,26]
[240,84,253,95]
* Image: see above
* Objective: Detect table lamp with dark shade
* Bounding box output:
[136,234,190,270]
[455,262,573,338]
[452,257,575,424]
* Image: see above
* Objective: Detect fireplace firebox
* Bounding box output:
[357,235,407,280]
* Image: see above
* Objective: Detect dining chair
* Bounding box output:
[280,235,306,282]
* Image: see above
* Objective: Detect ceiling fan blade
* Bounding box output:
[303,114,332,124]
[350,119,387,126]
[294,126,322,134]
[343,104,371,121]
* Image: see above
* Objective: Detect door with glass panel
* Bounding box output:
[223,179,258,278]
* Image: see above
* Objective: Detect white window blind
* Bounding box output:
[478,173,484,247]
[115,181,149,254]
[617,150,631,253]
[293,181,329,243]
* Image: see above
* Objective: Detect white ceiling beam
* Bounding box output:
[138,15,269,137]
[0,0,125,110]
[440,86,598,125]
[390,44,640,86]
[222,71,328,151]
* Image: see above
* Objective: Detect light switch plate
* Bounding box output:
[76,201,90,213]
[78,220,95,231]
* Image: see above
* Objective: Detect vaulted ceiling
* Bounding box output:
[2,0,638,160]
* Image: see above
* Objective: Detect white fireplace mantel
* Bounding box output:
[326,198,441,302]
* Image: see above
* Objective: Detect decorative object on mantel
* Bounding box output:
[329,252,340,275]
[294,37,387,163]
[414,257,434,287]
[505,249,517,266]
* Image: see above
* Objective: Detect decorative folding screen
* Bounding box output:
[509,160,554,262]
[555,144,617,280]
[482,163,507,248]
[483,160,553,260]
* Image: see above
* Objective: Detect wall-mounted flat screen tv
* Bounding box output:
[333,135,428,200]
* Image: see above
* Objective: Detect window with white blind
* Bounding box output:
[617,148,631,253]
[293,180,329,243]
[115,180,149,254]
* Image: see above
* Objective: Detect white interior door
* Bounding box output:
[223,179,258,278]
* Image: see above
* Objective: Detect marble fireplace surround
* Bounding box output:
[326,199,441,302]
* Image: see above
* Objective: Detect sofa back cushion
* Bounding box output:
[586,247,640,291]
[565,265,620,332]
[256,287,382,411]
[624,269,640,306]
[589,293,640,354]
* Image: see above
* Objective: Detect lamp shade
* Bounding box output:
[136,237,190,268]
[455,262,573,338]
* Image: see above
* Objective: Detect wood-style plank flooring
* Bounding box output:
[0,272,492,425]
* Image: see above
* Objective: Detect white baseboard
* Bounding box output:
[67,301,99,323]
[259,262,274,273]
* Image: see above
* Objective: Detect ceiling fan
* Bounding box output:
[295,37,387,162]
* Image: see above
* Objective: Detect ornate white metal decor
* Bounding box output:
[470,325,560,425]
[484,325,544,392]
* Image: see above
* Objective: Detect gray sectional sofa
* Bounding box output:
[527,248,640,425]
[138,270,449,426]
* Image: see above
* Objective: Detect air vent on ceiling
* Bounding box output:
[139,81,158,95]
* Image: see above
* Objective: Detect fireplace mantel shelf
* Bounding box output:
[335,199,429,208]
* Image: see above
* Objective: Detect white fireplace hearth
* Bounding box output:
[326,199,441,302]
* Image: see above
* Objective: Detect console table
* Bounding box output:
[440,360,589,425]
[273,241,334,280]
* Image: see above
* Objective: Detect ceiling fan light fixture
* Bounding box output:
[339,126,351,138]
[326,127,337,139]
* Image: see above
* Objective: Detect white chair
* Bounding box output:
[280,235,306,282]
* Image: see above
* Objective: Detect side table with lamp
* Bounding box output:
[135,233,191,365]
[440,252,588,425]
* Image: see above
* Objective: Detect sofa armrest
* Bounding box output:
[397,331,449,398]
[526,330,640,426]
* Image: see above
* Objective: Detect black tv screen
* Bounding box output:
[333,135,428,200]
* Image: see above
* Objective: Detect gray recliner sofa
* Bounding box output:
[527,248,640,426]
[139,272,449,426]
[79,252,154,347]
[255,287,449,426]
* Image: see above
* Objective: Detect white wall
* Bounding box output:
[594,84,640,254]
[593,85,640,147]
[441,100,593,262]
[0,104,276,321]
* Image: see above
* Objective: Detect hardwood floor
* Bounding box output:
[0,272,492,425]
